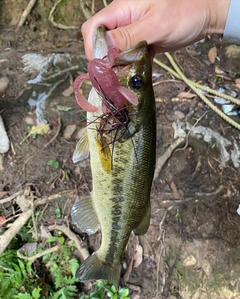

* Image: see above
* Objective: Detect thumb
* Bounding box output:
[105,21,150,51]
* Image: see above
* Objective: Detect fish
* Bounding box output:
[71,26,156,287]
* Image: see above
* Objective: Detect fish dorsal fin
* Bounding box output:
[72,130,89,163]
[134,203,150,235]
[71,195,100,234]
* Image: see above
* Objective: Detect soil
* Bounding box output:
[1,1,240,299]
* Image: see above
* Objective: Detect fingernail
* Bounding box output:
[105,31,115,47]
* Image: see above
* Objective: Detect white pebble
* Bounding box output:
[237,205,240,216]
[0,76,10,93]
[0,115,10,154]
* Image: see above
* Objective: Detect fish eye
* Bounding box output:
[130,75,142,89]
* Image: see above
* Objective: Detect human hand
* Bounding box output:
[81,0,230,60]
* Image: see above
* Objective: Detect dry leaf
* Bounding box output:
[0,215,6,227]
[214,65,225,75]
[15,194,30,212]
[225,45,240,59]
[0,191,7,199]
[40,225,52,242]
[208,46,217,63]
[62,85,73,97]
[235,78,240,89]
[123,258,134,284]
[133,243,143,268]
[171,181,184,199]
[30,123,50,136]
[177,91,196,99]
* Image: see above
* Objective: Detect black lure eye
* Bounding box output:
[131,75,142,89]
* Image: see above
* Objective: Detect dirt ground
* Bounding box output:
[1,1,240,299]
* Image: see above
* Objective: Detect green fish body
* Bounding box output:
[71,27,156,287]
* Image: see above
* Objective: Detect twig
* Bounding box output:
[49,0,78,30]
[0,190,24,205]
[79,0,92,20]
[17,245,59,261]
[154,55,240,130]
[16,0,37,31]
[43,110,61,149]
[155,206,172,298]
[48,224,89,260]
[103,0,108,7]
[0,191,76,255]
[35,190,75,206]
[161,185,224,205]
[0,209,32,255]
[153,137,185,181]
[175,111,208,153]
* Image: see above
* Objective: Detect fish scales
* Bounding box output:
[71,26,156,287]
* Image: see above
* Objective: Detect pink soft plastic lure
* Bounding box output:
[73,47,138,113]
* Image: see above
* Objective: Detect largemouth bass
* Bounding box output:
[71,26,156,287]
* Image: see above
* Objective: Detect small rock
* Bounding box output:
[74,127,87,140]
[174,110,185,120]
[237,205,240,215]
[0,76,10,93]
[202,261,212,277]
[24,115,36,126]
[0,115,9,154]
[183,255,197,267]
[225,45,240,59]
[63,124,77,140]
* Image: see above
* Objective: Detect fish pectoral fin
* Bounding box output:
[96,138,112,174]
[77,253,121,288]
[72,129,89,163]
[71,195,100,234]
[134,203,150,235]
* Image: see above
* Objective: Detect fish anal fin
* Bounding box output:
[117,86,138,106]
[134,204,150,235]
[71,195,100,234]
[72,129,89,163]
[77,252,121,288]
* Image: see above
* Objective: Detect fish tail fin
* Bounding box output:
[77,253,121,287]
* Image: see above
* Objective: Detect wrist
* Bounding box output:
[208,0,231,35]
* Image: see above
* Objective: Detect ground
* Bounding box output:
[0,1,240,299]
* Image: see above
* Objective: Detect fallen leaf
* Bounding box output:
[0,191,7,199]
[29,123,50,136]
[225,45,240,59]
[57,105,73,112]
[40,225,52,242]
[208,46,217,63]
[214,65,225,75]
[123,258,133,284]
[235,78,240,89]
[62,85,73,97]
[133,243,143,268]
[177,91,196,99]
[171,181,184,199]
[15,194,30,212]
[0,215,6,227]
